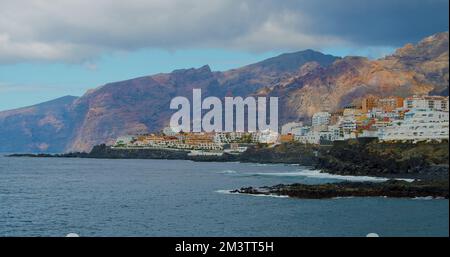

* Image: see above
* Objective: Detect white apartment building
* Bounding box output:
[291,126,311,137]
[367,107,402,120]
[257,129,280,144]
[338,116,357,137]
[115,136,136,145]
[380,108,449,142]
[297,130,338,144]
[295,112,342,144]
[213,132,258,144]
[328,125,341,141]
[163,126,179,136]
[312,112,331,127]
[359,130,379,138]
[404,95,449,112]
[281,122,303,135]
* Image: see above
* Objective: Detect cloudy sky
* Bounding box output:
[0,0,448,110]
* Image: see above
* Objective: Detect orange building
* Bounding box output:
[362,96,378,113]
[184,133,215,145]
[279,134,295,143]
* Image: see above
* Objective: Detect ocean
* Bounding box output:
[0,156,448,236]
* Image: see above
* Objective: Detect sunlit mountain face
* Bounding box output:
[0,32,448,153]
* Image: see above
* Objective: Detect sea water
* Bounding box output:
[0,156,448,236]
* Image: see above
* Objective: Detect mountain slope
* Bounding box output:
[0,96,78,152]
[67,51,339,152]
[67,65,221,151]
[217,49,338,96]
[0,32,448,153]
[263,32,449,124]
[0,50,338,153]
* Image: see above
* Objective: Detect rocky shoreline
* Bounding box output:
[230,179,449,199]
[7,139,449,199]
[7,139,448,177]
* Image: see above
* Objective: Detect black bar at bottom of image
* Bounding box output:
[0,237,448,256]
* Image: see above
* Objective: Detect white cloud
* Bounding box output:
[0,33,100,63]
[0,0,447,64]
[0,82,64,93]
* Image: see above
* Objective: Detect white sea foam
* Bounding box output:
[253,169,415,183]
[332,196,356,199]
[412,196,446,200]
[246,193,290,198]
[215,189,239,195]
[218,170,237,174]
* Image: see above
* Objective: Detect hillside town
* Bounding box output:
[290,95,449,144]
[113,95,449,155]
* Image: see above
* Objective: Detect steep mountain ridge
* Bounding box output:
[0,32,447,153]
[0,96,78,152]
[263,32,449,123]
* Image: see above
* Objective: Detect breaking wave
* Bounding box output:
[218,170,238,174]
[412,196,446,200]
[252,169,415,183]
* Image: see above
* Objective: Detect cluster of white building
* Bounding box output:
[281,95,449,144]
[212,130,279,145]
[114,128,280,155]
[116,95,448,150]
[380,109,449,141]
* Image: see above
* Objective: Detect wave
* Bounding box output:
[217,170,238,174]
[412,196,446,200]
[332,196,356,199]
[252,163,271,167]
[215,189,239,195]
[251,169,415,183]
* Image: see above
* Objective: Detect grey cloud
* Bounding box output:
[0,0,448,63]
[287,0,449,46]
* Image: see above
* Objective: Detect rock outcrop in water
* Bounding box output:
[232,180,449,199]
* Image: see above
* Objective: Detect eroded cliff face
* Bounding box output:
[0,96,78,152]
[0,33,448,153]
[0,50,338,153]
[66,65,221,152]
[264,32,449,124]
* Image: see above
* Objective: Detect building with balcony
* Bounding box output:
[404,95,449,112]
[380,109,449,142]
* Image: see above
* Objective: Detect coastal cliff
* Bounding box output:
[315,139,449,177]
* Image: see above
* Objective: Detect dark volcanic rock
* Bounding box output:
[315,139,449,176]
[234,180,449,199]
